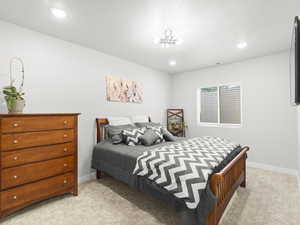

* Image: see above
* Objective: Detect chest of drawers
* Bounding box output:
[0,113,79,218]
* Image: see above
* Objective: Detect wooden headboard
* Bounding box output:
[96,117,152,143]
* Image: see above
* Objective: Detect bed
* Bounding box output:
[92,118,249,225]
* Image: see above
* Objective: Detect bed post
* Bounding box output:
[96,118,109,143]
[95,118,109,179]
[96,170,102,179]
[240,153,247,188]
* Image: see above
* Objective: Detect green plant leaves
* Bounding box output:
[4,95,16,112]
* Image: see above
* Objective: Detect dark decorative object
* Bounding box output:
[167,109,186,137]
[290,16,300,105]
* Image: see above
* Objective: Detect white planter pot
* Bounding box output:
[10,99,26,113]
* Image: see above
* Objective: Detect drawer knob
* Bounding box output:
[64,148,68,152]
[64,163,68,167]
[13,156,18,161]
[64,121,68,125]
[13,175,18,179]
[13,123,19,127]
[64,180,68,184]
[13,195,17,200]
[13,140,18,144]
[63,134,68,138]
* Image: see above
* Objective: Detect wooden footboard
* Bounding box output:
[207,146,249,225]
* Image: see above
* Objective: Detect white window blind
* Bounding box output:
[200,87,218,123]
[198,84,241,127]
[219,85,241,124]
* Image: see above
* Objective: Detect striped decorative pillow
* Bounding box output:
[146,126,165,144]
[122,128,146,146]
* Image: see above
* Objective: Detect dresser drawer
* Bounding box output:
[1,129,74,151]
[1,143,74,168]
[1,116,74,133]
[1,156,74,189]
[1,173,74,211]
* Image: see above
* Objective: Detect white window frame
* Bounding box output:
[197,83,242,128]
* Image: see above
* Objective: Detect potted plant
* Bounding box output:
[2,57,25,113]
[3,86,25,113]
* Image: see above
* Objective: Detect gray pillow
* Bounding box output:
[135,122,175,142]
[139,129,160,146]
[162,128,176,141]
[122,128,146,146]
[107,124,136,144]
[146,125,165,144]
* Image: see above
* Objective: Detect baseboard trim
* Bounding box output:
[297,173,300,191]
[79,172,96,184]
[247,161,298,176]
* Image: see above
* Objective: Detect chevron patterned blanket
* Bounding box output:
[133,136,239,209]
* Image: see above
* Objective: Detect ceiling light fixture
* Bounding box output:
[154,28,183,48]
[237,41,247,49]
[50,8,67,19]
[169,60,177,66]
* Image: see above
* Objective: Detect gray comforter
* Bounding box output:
[92,138,241,225]
[92,139,176,186]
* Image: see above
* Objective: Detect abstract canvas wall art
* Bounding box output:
[106,76,143,103]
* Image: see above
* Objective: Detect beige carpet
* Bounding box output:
[1,167,300,225]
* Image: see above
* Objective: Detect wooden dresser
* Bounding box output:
[0,113,79,218]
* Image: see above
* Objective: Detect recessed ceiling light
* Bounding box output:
[50,8,67,19]
[237,41,247,49]
[169,60,176,66]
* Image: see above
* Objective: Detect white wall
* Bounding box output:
[0,21,172,180]
[171,52,298,170]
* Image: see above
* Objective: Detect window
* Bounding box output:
[197,84,241,127]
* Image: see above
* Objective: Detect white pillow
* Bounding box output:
[131,115,149,123]
[107,117,132,126]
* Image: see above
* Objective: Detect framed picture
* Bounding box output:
[106,76,143,103]
[167,109,186,137]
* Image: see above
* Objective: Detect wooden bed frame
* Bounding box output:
[95,118,249,225]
